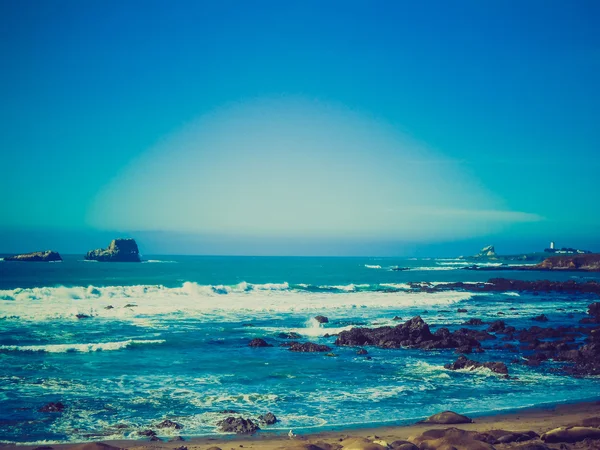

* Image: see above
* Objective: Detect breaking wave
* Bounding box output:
[0,339,165,353]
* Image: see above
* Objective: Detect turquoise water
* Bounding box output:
[1,255,599,444]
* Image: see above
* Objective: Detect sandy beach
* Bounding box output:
[7,400,600,450]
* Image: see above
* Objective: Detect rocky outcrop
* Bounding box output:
[216,416,260,434]
[445,355,509,376]
[335,316,482,352]
[85,238,141,262]
[4,250,62,262]
[473,245,497,259]
[155,419,182,429]
[534,254,600,271]
[258,412,277,425]
[248,338,272,347]
[286,342,332,352]
[314,315,329,324]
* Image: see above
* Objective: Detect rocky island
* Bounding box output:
[84,238,141,262]
[3,250,62,262]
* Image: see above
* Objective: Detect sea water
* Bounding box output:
[1,255,599,443]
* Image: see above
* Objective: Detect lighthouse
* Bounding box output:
[550,241,555,250]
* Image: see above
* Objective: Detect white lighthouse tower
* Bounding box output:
[550,241,555,250]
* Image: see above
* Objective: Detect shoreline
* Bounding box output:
[7,398,600,449]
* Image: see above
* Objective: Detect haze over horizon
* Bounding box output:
[1,1,599,256]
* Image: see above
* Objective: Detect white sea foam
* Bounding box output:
[142,259,177,263]
[0,282,474,322]
[364,264,382,269]
[0,339,165,353]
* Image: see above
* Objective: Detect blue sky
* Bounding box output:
[1,0,599,255]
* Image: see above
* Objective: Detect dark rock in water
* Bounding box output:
[76,313,92,319]
[104,305,114,310]
[420,411,473,424]
[356,348,368,355]
[288,342,332,352]
[457,308,468,313]
[138,429,157,437]
[335,316,482,351]
[532,314,549,322]
[4,250,62,262]
[392,316,403,321]
[38,402,65,412]
[219,409,238,414]
[278,332,301,339]
[217,416,260,434]
[258,412,277,425]
[487,320,506,333]
[248,338,272,348]
[85,238,141,262]
[314,315,329,324]
[155,419,183,429]
[445,355,509,376]
[391,267,409,271]
[464,318,485,326]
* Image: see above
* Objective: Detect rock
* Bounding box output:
[137,429,157,437]
[393,316,403,321]
[532,314,549,322]
[258,412,277,425]
[445,355,509,376]
[335,316,482,351]
[534,254,600,271]
[4,250,62,262]
[76,313,92,319]
[38,402,65,412]
[217,416,260,434]
[85,238,141,262]
[248,338,272,347]
[464,319,485,326]
[219,409,239,414]
[155,419,182,429]
[278,332,302,339]
[541,426,600,443]
[457,308,468,313]
[420,411,473,424]
[356,348,368,355]
[288,342,332,352]
[487,320,506,333]
[314,315,329,324]
[474,245,497,258]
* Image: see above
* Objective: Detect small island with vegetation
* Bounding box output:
[3,250,62,262]
[85,238,141,262]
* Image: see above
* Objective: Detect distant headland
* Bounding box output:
[463,242,599,272]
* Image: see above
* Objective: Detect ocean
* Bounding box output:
[1,255,599,444]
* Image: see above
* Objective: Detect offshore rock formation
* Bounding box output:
[473,245,497,258]
[85,238,141,262]
[335,316,482,352]
[445,355,509,376]
[4,250,62,262]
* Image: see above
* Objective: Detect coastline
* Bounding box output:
[7,399,600,449]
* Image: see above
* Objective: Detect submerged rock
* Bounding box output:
[420,411,473,424]
[85,238,141,262]
[532,314,549,322]
[445,355,509,376]
[217,416,260,434]
[38,402,65,412]
[4,250,62,262]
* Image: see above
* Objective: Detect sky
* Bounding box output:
[1,0,599,256]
